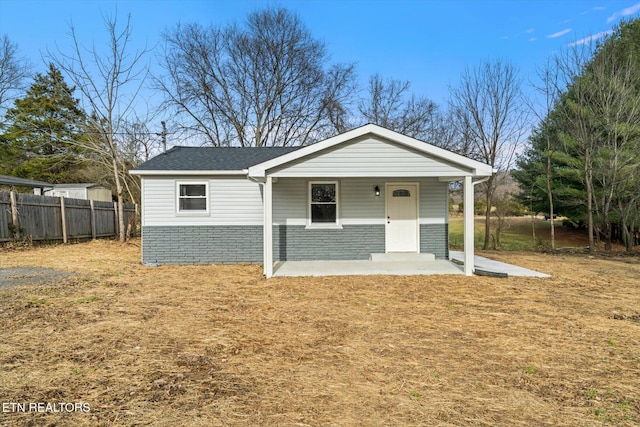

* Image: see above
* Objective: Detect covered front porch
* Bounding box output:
[246,125,494,278]
[272,258,464,277]
[260,174,480,278]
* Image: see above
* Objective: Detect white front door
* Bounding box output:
[385,183,419,252]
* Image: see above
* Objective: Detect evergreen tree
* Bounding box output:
[1,63,88,182]
[514,118,585,222]
[515,17,640,250]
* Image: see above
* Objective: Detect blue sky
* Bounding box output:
[1,0,640,108]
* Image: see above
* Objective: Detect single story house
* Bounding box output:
[39,183,112,202]
[130,124,494,277]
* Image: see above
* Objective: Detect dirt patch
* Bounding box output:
[0,267,75,288]
[0,239,639,426]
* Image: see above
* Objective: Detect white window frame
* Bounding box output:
[176,181,210,216]
[307,180,341,229]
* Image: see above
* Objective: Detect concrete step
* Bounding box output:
[370,252,436,262]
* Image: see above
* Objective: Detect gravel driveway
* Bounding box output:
[0,267,75,288]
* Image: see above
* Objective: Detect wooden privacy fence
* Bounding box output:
[0,191,137,243]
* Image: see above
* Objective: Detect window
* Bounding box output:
[177,182,208,213]
[309,182,339,225]
[392,189,411,197]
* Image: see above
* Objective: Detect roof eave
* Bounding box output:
[129,169,248,176]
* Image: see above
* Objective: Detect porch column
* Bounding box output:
[463,176,474,276]
[263,176,273,278]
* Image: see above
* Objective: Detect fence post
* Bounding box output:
[90,199,96,240]
[60,196,68,243]
[9,189,20,239]
[113,201,119,239]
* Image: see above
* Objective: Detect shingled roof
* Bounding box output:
[0,174,51,188]
[131,146,301,172]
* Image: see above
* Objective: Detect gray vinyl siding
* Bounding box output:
[269,136,472,177]
[141,176,263,226]
[273,177,448,225]
[273,177,386,225]
[272,178,306,225]
[419,179,449,223]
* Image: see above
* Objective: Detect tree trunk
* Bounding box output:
[483,177,494,250]
[621,223,632,252]
[546,136,555,251]
[604,217,612,251]
[585,152,595,253]
[531,214,536,248]
[111,153,126,242]
[619,199,637,253]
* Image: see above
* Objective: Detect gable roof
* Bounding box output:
[129,124,494,178]
[130,146,300,175]
[0,174,51,188]
[248,124,494,178]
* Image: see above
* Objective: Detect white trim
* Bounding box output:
[176,181,210,216]
[270,218,446,226]
[264,177,273,278]
[340,219,385,226]
[271,171,474,178]
[248,124,494,178]
[305,224,344,230]
[273,218,306,226]
[307,181,340,227]
[139,221,264,227]
[140,178,146,227]
[419,218,447,225]
[130,170,247,176]
[463,176,474,276]
[385,182,420,253]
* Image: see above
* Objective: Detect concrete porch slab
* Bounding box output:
[272,259,464,277]
[369,253,436,262]
[449,251,550,278]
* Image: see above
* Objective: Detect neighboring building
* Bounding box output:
[130,124,494,277]
[41,183,112,202]
[0,174,51,192]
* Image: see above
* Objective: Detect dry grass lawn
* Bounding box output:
[1,239,639,426]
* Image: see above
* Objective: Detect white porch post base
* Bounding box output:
[463,176,474,276]
[264,176,273,278]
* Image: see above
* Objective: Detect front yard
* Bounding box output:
[1,239,639,425]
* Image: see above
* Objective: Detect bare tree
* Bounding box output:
[589,48,640,250]
[528,58,563,250]
[0,35,31,119]
[358,74,437,139]
[156,7,356,147]
[118,117,164,206]
[448,60,527,250]
[49,12,149,242]
[554,41,602,253]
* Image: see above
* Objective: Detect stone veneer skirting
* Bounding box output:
[141,223,449,264]
[141,225,263,264]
